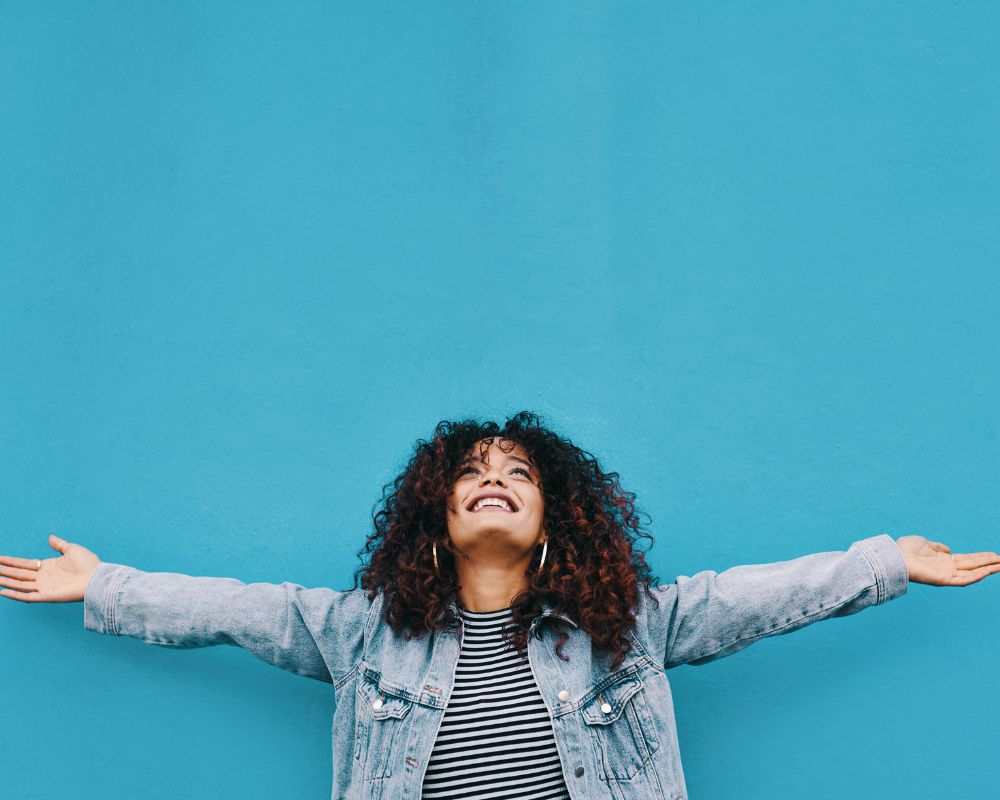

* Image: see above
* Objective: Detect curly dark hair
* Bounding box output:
[352,410,660,670]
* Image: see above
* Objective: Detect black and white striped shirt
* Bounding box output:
[421,606,572,800]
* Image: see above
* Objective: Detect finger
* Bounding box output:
[0,564,38,581]
[49,535,72,554]
[0,588,43,602]
[0,555,43,570]
[0,575,39,592]
[952,552,1000,570]
[952,563,1000,586]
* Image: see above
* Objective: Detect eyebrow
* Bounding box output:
[460,455,537,471]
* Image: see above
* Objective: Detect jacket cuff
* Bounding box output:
[83,562,136,635]
[852,534,909,604]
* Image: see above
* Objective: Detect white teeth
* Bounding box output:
[471,497,513,512]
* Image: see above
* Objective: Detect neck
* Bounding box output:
[455,559,530,612]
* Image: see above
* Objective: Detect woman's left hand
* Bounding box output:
[896,535,1000,586]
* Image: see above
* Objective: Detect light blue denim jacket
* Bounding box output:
[84,533,908,800]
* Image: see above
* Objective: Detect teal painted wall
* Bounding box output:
[1,2,997,797]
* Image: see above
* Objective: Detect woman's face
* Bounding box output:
[445,438,546,563]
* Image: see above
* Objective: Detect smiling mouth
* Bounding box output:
[469,498,516,513]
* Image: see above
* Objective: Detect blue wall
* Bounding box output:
[2,2,997,797]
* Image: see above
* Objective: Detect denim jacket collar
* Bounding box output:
[440,595,579,631]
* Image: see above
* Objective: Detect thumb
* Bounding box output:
[49,534,72,554]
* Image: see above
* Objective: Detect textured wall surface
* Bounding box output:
[1,2,997,798]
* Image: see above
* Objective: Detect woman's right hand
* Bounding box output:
[0,535,102,603]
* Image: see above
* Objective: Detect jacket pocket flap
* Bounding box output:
[358,676,413,720]
[581,674,643,725]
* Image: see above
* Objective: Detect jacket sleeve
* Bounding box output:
[83,562,374,684]
[637,534,909,670]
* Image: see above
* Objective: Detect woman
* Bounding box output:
[2,410,998,800]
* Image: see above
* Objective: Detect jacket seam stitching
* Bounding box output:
[366,591,382,638]
[334,662,359,691]
[853,540,887,604]
[358,590,382,671]
[107,568,133,636]
[627,628,661,675]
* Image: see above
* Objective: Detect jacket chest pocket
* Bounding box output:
[581,674,660,781]
[355,675,415,781]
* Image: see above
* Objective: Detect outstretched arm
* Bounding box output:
[637,533,1000,670]
[0,535,372,684]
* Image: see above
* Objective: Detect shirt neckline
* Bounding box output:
[458,606,514,620]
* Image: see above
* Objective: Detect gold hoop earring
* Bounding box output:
[537,538,548,575]
[432,540,440,576]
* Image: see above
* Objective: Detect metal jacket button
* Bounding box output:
[372,699,383,710]
[574,766,584,777]
[558,689,570,702]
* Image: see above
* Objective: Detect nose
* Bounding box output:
[479,466,507,486]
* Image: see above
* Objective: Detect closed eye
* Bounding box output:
[457,465,534,479]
